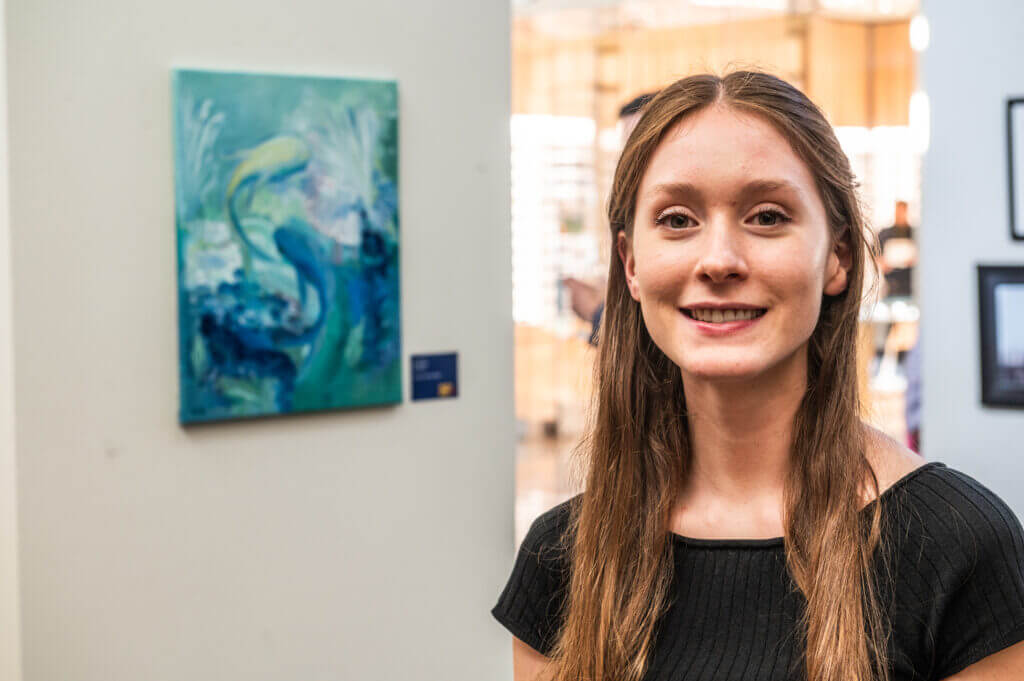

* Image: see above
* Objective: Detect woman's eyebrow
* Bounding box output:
[645,179,804,205]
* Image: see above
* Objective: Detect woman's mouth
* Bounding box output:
[679,307,767,336]
[681,307,768,323]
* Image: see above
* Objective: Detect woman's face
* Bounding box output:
[617,104,850,383]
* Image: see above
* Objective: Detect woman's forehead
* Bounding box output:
[639,105,816,201]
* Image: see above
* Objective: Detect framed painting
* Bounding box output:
[172,69,401,423]
[978,265,1024,407]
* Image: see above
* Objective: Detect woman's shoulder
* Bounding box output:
[520,493,581,555]
[882,462,1024,679]
[862,424,928,504]
[493,495,581,656]
[858,425,1014,524]
[880,454,1016,522]
[862,427,1023,560]
[880,458,1024,580]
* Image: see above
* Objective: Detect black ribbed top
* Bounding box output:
[492,462,1024,680]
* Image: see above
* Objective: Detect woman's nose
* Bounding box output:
[693,222,748,284]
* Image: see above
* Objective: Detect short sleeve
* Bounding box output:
[491,500,574,656]
[929,473,1024,679]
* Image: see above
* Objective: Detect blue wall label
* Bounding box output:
[411,353,458,400]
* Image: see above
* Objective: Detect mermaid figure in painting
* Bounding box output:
[194,137,330,411]
[223,136,312,273]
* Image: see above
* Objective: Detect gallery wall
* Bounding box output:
[4,1,514,680]
[0,0,24,678]
[920,0,1024,512]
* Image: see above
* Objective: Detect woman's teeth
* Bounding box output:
[688,308,766,323]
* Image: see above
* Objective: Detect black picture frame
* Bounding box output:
[1006,98,1024,240]
[978,265,1024,407]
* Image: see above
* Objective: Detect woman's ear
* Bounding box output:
[617,230,640,301]
[824,234,852,296]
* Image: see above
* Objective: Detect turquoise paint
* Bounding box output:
[172,68,401,424]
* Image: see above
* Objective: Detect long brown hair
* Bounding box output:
[543,71,890,681]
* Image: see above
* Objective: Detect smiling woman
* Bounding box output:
[619,102,850,385]
[492,71,1024,681]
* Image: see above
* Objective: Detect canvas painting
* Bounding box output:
[172,69,401,423]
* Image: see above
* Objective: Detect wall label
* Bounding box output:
[411,353,458,400]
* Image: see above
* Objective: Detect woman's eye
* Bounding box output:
[656,213,693,230]
[753,209,790,226]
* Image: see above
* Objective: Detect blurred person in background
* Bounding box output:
[872,200,919,370]
[564,92,656,346]
[877,199,917,300]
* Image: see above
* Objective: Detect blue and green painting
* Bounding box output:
[172,69,401,423]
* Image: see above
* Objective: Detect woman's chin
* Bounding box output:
[680,361,765,383]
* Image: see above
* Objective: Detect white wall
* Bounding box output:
[5,1,514,680]
[0,0,24,678]
[920,0,1024,511]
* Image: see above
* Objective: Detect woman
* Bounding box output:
[492,72,1024,681]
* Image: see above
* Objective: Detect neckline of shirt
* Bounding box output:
[671,461,947,550]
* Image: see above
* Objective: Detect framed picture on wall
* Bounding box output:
[171,69,402,424]
[1006,98,1024,240]
[978,265,1024,407]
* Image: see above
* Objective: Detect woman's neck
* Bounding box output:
[679,349,807,506]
